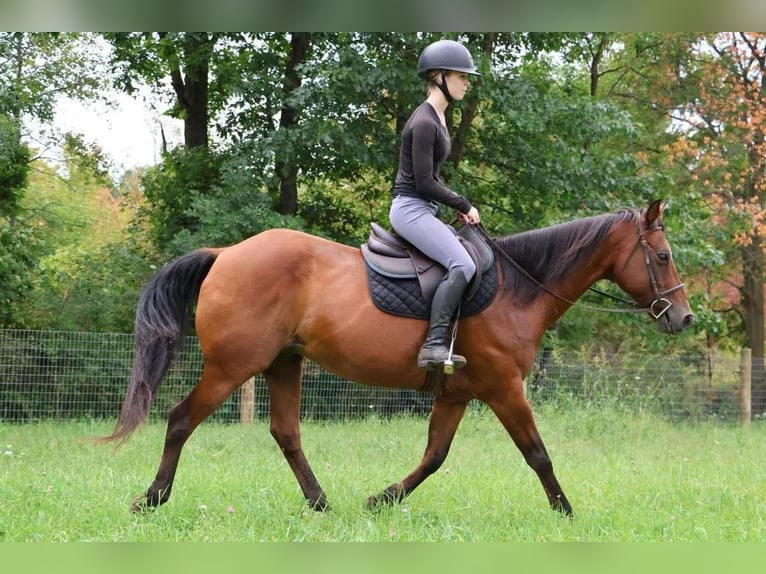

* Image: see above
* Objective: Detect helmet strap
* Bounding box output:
[437,70,453,103]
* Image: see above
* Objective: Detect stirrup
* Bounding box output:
[417,347,467,374]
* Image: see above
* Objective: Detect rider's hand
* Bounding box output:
[459,207,481,225]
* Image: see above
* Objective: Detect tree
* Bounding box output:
[652,33,766,414]
[81,33,711,359]
[106,33,258,251]
[17,140,147,332]
[598,32,766,412]
[0,33,102,122]
[476,37,664,354]
[1,32,104,214]
[0,33,105,328]
[0,114,29,215]
[107,32,227,150]
[467,35,663,231]
[107,33,326,246]
[274,32,311,215]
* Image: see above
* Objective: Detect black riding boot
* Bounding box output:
[417,269,469,371]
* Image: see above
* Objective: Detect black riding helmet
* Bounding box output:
[417,39,482,102]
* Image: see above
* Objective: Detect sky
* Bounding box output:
[59,91,183,179]
[56,94,170,173]
[34,34,186,181]
[25,86,184,182]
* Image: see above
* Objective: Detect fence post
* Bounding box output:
[740,348,751,426]
[240,377,255,425]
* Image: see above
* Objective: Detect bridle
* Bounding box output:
[612,216,685,319]
[475,214,685,320]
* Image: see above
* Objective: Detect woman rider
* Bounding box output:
[389,39,482,372]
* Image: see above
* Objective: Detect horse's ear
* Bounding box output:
[644,199,665,229]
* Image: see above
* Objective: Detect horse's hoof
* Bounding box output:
[552,496,573,518]
[366,488,399,511]
[130,489,165,514]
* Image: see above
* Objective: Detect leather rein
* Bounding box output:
[474,216,685,319]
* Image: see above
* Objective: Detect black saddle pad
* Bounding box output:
[365,262,498,319]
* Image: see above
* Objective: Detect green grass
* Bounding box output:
[1,406,764,541]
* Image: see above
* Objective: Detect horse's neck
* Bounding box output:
[538,237,618,324]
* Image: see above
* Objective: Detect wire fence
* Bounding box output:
[0,329,761,424]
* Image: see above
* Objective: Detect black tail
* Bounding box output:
[100,248,220,444]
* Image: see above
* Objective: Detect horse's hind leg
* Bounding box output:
[133,362,243,512]
[366,398,468,509]
[486,386,572,516]
[265,352,328,511]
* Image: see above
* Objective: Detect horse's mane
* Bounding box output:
[491,209,639,303]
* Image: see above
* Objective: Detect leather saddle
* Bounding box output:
[360,222,495,303]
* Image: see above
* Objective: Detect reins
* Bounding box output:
[472,218,683,317]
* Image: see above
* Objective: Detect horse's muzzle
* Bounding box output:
[655,308,695,335]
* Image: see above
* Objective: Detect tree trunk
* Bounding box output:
[275,32,311,215]
[180,70,209,150]
[164,32,212,150]
[743,80,766,416]
[741,235,765,415]
[589,33,609,97]
[9,33,23,119]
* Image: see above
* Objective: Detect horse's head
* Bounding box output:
[612,199,695,335]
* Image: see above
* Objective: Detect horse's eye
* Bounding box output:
[657,252,670,264]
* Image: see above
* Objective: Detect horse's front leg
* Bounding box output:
[485,384,572,516]
[366,398,468,509]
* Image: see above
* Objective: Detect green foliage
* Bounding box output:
[297,179,377,245]
[471,74,661,234]
[11,148,153,332]
[139,146,224,253]
[0,33,103,122]
[0,33,121,329]
[61,133,112,187]
[24,240,148,333]
[0,115,30,215]
[1,32,734,356]
[0,115,35,328]
[0,220,39,327]
[164,146,304,255]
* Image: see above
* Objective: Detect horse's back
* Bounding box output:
[213,228,358,280]
[194,229,366,351]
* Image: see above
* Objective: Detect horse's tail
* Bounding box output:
[100,248,222,445]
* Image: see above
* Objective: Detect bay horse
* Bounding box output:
[103,199,694,516]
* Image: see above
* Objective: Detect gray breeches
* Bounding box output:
[389,194,476,283]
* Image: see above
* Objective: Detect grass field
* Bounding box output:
[1,404,764,542]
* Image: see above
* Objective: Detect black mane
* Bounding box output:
[492,209,639,303]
